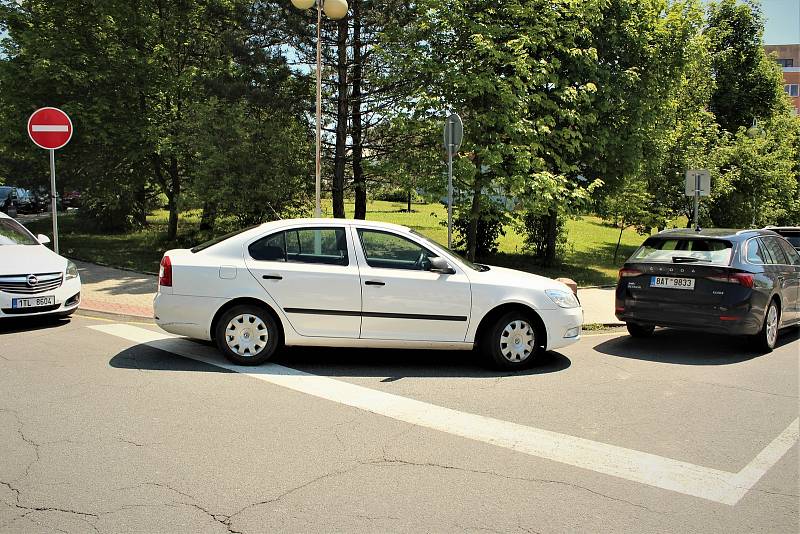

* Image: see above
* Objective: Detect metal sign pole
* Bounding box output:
[49,148,59,254]
[447,129,453,249]
[693,173,700,231]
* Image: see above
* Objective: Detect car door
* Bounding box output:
[759,236,798,325]
[353,227,471,342]
[775,237,800,324]
[244,225,362,338]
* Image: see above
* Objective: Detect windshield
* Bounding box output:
[191,225,258,253]
[410,229,487,271]
[630,238,733,265]
[0,218,39,245]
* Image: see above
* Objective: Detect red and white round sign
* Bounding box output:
[27,107,73,150]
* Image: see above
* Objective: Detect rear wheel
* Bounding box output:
[626,322,655,338]
[751,299,780,353]
[481,311,543,370]
[215,305,279,365]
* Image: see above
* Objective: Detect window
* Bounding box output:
[191,225,258,253]
[358,229,434,270]
[777,58,794,68]
[249,227,348,266]
[0,218,38,246]
[630,238,733,265]
[746,239,767,264]
[776,237,800,266]
[760,237,789,265]
[785,84,799,97]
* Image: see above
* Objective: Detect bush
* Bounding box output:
[521,210,569,266]
[453,202,507,258]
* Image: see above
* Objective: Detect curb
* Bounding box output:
[70,257,158,277]
[75,307,155,324]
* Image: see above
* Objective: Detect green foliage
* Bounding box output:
[709,114,800,227]
[706,0,786,133]
[453,202,507,258]
[521,210,570,266]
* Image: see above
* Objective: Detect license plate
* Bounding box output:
[12,295,56,308]
[650,276,695,290]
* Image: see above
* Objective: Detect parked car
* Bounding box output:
[766,226,800,252]
[0,186,18,216]
[0,212,81,319]
[616,228,800,351]
[154,219,583,369]
[14,188,38,214]
[63,190,81,209]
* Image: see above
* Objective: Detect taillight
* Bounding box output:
[159,256,172,287]
[618,268,642,278]
[706,272,754,288]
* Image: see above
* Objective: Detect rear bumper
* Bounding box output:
[615,299,762,335]
[153,292,226,341]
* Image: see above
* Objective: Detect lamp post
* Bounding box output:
[290,0,349,217]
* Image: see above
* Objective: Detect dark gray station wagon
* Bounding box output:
[616,229,800,351]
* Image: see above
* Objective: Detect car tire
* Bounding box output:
[214,305,280,365]
[750,299,780,353]
[626,322,655,338]
[481,311,543,370]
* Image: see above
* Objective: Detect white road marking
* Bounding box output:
[91,323,798,506]
[31,124,69,132]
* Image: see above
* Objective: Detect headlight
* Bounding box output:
[66,261,79,280]
[545,289,579,308]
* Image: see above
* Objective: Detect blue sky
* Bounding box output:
[761,0,800,44]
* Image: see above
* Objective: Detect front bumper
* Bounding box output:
[0,276,81,318]
[539,305,583,351]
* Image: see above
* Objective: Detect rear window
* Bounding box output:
[630,238,733,265]
[191,225,258,253]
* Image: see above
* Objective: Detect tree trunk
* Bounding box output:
[543,208,558,267]
[351,0,366,220]
[332,16,349,219]
[167,156,180,241]
[614,225,624,262]
[199,200,217,233]
[407,190,412,212]
[467,166,483,262]
[135,182,147,228]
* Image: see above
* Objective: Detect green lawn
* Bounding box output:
[25,201,653,285]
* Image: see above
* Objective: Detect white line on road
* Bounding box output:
[31,124,69,132]
[91,323,798,506]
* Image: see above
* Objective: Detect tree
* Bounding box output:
[705,0,786,133]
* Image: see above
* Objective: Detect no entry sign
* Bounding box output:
[27,107,73,150]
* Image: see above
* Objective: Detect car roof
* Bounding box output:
[256,218,411,233]
[654,228,778,240]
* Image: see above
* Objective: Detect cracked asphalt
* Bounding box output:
[0,314,798,533]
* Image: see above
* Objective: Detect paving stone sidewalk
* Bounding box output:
[74,260,622,325]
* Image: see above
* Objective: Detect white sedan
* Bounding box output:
[154,219,582,370]
[0,212,81,319]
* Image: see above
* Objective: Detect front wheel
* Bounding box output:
[750,299,780,353]
[215,305,280,365]
[626,322,655,338]
[481,311,543,370]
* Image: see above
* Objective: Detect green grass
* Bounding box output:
[25,201,656,285]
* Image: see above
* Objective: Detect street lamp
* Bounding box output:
[290,0,349,217]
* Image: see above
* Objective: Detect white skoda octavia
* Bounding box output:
[154,219,582,370]
[0,212,81,319]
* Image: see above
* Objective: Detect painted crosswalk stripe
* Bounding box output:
[90,323,798,506]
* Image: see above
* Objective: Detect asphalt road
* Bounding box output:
[1,314,798,533]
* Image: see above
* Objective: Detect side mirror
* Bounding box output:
[37,234,51,245]
[429,256,455,275]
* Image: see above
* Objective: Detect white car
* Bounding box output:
[0,212,81,319]
[154,219,582,370]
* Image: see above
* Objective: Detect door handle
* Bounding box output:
[364,280,385,286]
[262,274,283,280]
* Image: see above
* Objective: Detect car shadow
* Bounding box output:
[109,341,571,378]
[594,327,799,365]
[0,316,71,335]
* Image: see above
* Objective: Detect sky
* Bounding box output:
[761,0,800,44]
